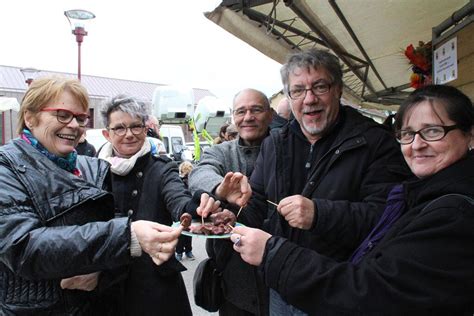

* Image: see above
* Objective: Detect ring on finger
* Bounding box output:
[234,236,241,247]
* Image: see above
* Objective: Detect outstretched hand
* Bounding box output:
[196,192,222,219]
[215,172,252,207]
[131,220,183,265]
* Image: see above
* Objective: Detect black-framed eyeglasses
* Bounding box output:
[288,82,332,100]
[41,108,90,127]
[233,106,268,117]
[108,124,146,136]
[395,125,459,145]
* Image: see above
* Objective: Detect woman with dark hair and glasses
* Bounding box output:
[230,85,474,315]
[0,77,184,315]
[97,94,220,315]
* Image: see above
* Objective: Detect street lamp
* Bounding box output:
[64,9,95,81]
[20,67,40,86]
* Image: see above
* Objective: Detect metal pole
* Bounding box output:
[1,111,4,145]
[73,26,87,81]
[78,41,82,81]
[9,109,13,140]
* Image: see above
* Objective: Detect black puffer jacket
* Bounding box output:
[0,139,132,315]
[242,106,411,260]
[262,155,474,315]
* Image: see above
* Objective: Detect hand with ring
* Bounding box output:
[131,220,183,266]
[230,226,272,266]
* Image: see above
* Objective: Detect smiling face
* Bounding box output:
[24,90,85,157]
[401,100,471,178]
[288,66,342,143]
[232,89,272,146]
[102,110,147,158]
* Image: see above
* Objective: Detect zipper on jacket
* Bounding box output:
[303,136,365,196]
[305,143,314,170]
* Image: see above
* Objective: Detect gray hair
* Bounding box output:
[100,94,149,127]
[280,48,343,96]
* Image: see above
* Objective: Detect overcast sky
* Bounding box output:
[1,0,283,104]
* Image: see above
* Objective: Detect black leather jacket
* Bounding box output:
[0,139,132,315]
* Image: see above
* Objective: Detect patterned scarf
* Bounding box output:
[21,129,81,176]
[350,184,405,264]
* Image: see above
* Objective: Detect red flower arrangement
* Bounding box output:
[404,41,432,89]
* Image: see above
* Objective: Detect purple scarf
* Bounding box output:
[350,184,405,264]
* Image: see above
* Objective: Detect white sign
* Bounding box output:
[434,37,458,84]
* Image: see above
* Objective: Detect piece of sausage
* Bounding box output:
[210,209,236,226]
[180,213,192,229]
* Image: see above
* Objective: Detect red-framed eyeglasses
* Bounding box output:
[40,108,90,127]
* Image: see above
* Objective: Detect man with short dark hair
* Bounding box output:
[146,114,161,139]
[145,114,166,155]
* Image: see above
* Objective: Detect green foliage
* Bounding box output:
[187,117,214,161]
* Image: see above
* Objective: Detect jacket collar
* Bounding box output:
[404,154,474,208]
[236,129,270,149]
[285,105,381,145]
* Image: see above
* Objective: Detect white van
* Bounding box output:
[86,125,191,161]
[160,124,191,161]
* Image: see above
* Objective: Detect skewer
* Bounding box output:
[236,205,244,218]
[266,200,278,207]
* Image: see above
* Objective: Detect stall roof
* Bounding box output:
[0,65,215,104]
[206,0,470,106]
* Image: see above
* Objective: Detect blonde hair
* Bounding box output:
[179,161,193,177]
[17,76,89,134]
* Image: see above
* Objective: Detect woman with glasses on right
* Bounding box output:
[230,84,474,315]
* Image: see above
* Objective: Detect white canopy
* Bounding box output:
[206,0,470,107]
[0,97,20,112]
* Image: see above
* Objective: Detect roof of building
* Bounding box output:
[0,65,215,103]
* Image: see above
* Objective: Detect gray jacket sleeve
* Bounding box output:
[188,145,228,194]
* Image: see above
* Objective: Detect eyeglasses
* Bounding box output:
[233,106,268,117]
[108,124,146,136]
[395,125,459,145]
[41,108,90,127]
[288,82,332,100]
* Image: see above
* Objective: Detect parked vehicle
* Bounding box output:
[186,141,212,153]
[86,125,191,161]
[151,86,194,124]
[85,128,107,152]
[193,96,231,137]
[160,124,191,161]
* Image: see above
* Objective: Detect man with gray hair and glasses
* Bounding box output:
[212,48,411,315]
[189,88,273,315]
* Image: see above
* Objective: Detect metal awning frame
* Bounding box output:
[217,0,471,106]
